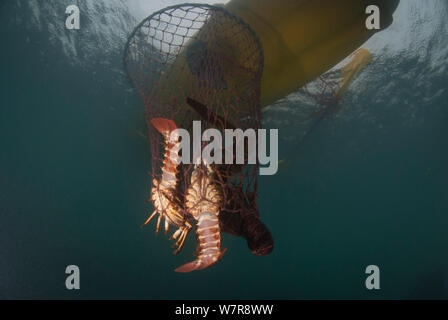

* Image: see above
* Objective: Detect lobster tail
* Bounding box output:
[150,117,178,136]
[151,117,181,182]
[175,212,226,273]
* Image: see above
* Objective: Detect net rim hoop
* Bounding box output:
[123,2,265,87]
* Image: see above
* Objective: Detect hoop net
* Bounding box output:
[124,4,265,237]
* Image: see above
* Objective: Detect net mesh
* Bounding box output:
[298,73,344,121]
[124,4,272,255]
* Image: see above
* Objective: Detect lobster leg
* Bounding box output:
[170,223,191,254]
[155,215,162,235]
[141,210,157,227]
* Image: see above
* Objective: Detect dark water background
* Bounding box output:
[1,1,447,299]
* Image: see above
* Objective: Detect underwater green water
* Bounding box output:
[1,1,447,299]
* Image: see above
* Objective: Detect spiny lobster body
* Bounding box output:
[143,118,191,253]
[175,163,226,273]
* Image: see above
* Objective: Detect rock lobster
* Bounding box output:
[143,116,272,273]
